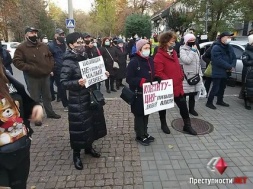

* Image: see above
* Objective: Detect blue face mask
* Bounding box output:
[191,47,197,52]
[141,50,150,57]
[105,41,110,46]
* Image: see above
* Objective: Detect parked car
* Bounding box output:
[199,41,247,82]
[1,42,20,58]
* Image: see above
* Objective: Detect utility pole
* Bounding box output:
[205,0,208,35]
[68,0,74,33]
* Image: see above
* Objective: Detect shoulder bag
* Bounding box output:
[89,89,105,109]
[184,51,201,85]
[105,48,119,69]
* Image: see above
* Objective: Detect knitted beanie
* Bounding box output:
[136,39,149,51]
[184,33,196,44]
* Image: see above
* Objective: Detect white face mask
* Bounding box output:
[118,44,123,48]
[93,42,97,47]
[225,38,231,44]
[141,50,150,57]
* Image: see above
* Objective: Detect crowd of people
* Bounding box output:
[1,26,253,189]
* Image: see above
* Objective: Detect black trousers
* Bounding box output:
[50,75,56,99]
[134,115,149,138]
[207,78,227,104]
[159,95,189,120]
[116,79,123,88]
[0,154,30,189]
[105,75,115,90]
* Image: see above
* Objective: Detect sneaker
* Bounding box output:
[35,121,42,126]
[135,137,150,146]
[63,107,68,112]
[216,101,229,107]
[145,134,155,142]
[106,89,111,93]
[47,114,61,119]
[206,103,217,110]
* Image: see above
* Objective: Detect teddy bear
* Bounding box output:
[0,98,27,146]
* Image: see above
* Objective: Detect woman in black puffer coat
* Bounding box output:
[240,34,253,110]
[60,32,108,170]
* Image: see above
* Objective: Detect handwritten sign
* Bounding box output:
[143,79,174,115]
[79,56,107,88]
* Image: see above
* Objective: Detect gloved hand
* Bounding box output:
[154,76,162,84]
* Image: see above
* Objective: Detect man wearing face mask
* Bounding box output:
[48,28,68,111]
[13,26,61,122]
[206,32,236,109]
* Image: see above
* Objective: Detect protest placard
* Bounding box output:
[143,79,174,115]
[79,56,107,88]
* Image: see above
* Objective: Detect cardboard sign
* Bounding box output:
[79,56,107,88]
[143,79,174,115]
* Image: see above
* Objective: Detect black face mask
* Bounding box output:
[188,41,195,47]
[28,35,37,43]
[57,37,65,44]
[84,40,90,45]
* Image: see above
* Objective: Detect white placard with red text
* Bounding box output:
[143,79,174,115]
[79,56,107,88]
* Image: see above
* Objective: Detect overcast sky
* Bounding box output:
[50,0,94,13]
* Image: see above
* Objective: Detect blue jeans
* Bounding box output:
[207,78,227,104]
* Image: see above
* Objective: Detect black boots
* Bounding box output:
[73,151,83,170]
[189,97,198,116]
[244,99,251,110]
[183,118,197,135]
[85,148,101,158]
[160,118,170,134]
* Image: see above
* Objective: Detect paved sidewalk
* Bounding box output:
[27,95,253,189]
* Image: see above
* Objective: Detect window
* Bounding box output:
[232,45,243,59]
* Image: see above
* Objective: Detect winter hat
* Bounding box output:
[184,33,196,44]
[117,38,124,44]
[136,39,149,52]
[248,34,253,45]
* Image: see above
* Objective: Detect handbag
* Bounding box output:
[120,86,136,105]
[184,73,201,85]
[184,55,201,85]
[89,89,105,109]
[105,48,119,69]
[204,63,212,77]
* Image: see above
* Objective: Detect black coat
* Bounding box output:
[126,54,155,116]
[60,50,106,150]
[100,46,118,76]
[115,46,127,79]
[242,44,253,97]
[85,46,100,59]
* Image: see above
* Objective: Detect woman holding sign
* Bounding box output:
[154,31,197,135]
[126,39,155,146]
[61,32,109,170]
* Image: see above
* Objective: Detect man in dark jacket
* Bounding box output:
[13,26,61,121]
[0,41,13,74]
[127,33,138,58]
[48,28,68,110]
[206,32,236,109]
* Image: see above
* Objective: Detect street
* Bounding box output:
[12,67,253,189]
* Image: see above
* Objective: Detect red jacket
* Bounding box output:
[154,48,184,97]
